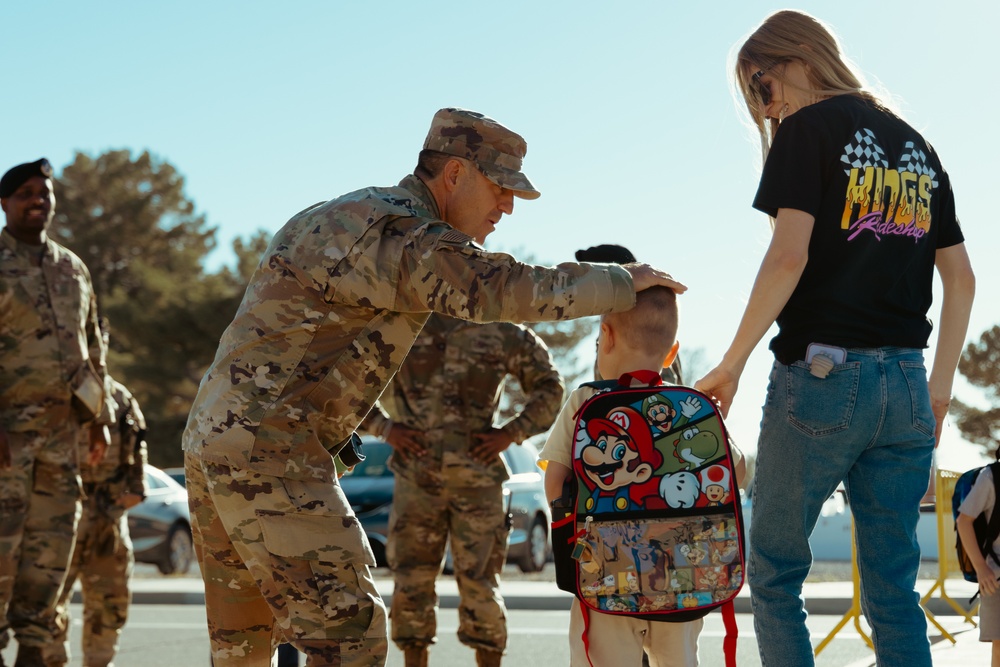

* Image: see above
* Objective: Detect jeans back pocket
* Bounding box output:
[899,360,935,438]
[786,361,861,437]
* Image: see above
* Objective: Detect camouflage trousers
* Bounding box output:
[184,454,388,667]
[387,478,510,653]
[52,494,134,667]
[0,426,82,663]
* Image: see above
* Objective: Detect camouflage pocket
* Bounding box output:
[256,510,383,640]
[256,510,376,567]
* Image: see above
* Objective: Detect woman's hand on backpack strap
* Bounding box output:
[695,366,740,419]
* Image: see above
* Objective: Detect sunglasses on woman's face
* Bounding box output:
[751,70,772,107]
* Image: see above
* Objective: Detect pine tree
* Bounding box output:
[954,324,1000,455]
[51,150,265,466]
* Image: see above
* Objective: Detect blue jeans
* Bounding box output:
[749,347,935,667]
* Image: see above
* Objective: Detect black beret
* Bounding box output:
[0,158,54,198]
[575,244,637,266]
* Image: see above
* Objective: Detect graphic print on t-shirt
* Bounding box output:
[840,128,937,242]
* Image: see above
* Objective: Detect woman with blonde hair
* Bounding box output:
[696,10,975,666]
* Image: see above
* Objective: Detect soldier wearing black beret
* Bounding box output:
[1,157,116,666]
[0,158,54,199]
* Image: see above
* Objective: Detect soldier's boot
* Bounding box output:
[12,644,44,667]
[475,648,502,667]
[403,647,428,667]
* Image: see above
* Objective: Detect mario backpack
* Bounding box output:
[551,371,745,666]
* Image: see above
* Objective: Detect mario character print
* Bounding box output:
[671,426,721,471]
[659,471,700,508]
[699,465,732,507]
[575,407,664,513]
[641,393,703,434]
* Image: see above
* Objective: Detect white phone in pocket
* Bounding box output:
[805,342,847,365]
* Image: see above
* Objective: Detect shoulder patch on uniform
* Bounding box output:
[439,229,475,244]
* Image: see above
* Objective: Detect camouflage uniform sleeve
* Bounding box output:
[499,325,564,444]
[85,281,117,425]
[359,401,392,438]
[397,226,635,323]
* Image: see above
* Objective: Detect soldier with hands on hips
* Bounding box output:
[363,314,563,667]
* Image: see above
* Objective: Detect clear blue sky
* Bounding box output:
[3,0,996,470]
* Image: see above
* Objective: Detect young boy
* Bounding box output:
[957,465,1000,666]
[539,286,745,667]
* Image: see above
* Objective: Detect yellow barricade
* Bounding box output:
[817,468,976,655]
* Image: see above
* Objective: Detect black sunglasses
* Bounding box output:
[751,70,772,107]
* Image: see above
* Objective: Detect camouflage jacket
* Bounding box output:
[183,175,633,482]
[80,379,148,501]
[362,314,564,487]
[0,228,114,432]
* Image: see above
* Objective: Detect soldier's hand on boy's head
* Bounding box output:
[385,423,425,460]
[0,428,10,468]
[471,428,514,464]
[622,263,687,294]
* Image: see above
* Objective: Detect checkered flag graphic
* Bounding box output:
[841,128,888,175]
[898,141,938,187]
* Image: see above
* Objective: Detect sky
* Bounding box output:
[3,0,997,471]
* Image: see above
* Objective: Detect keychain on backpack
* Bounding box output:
[572,517,601,573]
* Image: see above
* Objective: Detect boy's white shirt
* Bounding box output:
[959,466,1000,578]
[537,385,594,470]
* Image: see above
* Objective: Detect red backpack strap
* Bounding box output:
[721,600,738,667]
[579,603,596,667]
[617,369,663,387]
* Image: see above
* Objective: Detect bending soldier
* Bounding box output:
[182,108,684,666]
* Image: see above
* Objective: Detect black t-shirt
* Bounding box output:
[753,95,965,364]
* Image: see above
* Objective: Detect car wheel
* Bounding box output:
[517,516,548,573]
[157,522,194,575]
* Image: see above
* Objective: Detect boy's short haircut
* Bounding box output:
[604,286,678,358]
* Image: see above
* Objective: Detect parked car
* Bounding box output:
[162,466,185,487]
[339,435,552,572]
[128,465,194,575]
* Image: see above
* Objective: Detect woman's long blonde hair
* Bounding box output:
[732,10,890,165]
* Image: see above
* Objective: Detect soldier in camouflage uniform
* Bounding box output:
[0,159,116,667]
[182,108,685,667]
[52,375,147,667]
[362,315,563,667]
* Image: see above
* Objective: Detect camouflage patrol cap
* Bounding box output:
[423,108,540,200]
[0,158,54,198]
